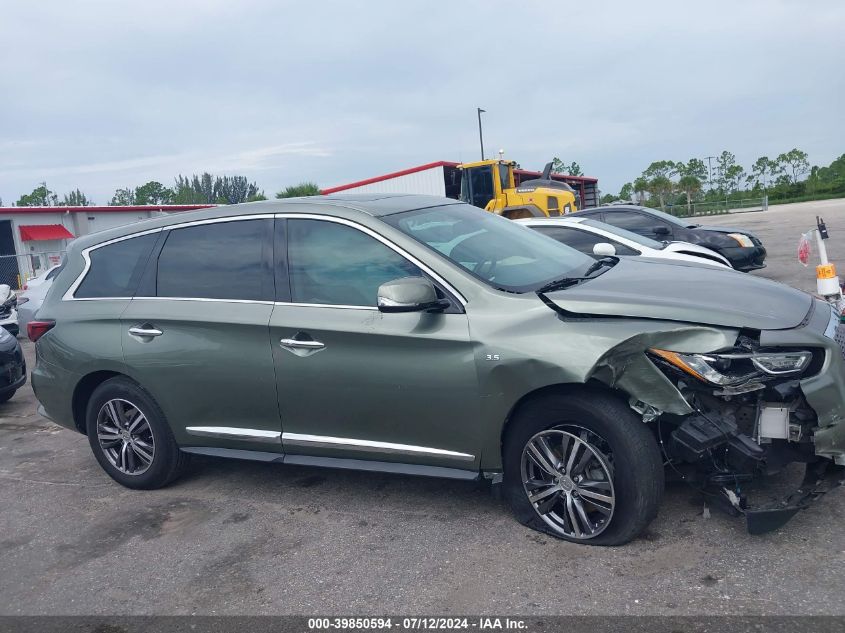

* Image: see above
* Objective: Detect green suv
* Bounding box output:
[31,195,845,545]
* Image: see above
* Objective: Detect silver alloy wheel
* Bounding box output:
[520,427,615,539]
[96,398,155,475]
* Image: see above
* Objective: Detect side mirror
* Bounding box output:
[592,242,617,257]
[653,226,670,236]
[377,277,450,313]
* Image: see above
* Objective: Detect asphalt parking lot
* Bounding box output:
[1,199,844,616]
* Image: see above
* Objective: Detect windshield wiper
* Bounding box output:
[582,256,618,277]
[536,258,618,295]
[536,277,585,294]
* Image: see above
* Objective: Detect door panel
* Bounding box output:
[270,304,479,468]
[271,216,480,469]
[121,217,281,450]
[122,299,280,449]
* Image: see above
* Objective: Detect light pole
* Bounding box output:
[477,108,486,160]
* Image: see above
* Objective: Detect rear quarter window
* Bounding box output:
[74,233,158,299]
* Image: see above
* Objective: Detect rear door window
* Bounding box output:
[603,211,672,238]
[156,219,272,301]
[75,233,158,299]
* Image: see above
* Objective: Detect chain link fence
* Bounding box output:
[663,196,768,218]
[0,251,65,289]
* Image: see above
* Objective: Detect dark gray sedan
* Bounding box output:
[575,204,767,271]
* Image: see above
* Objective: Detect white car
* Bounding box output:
[22,264,62,291]
[516,216,733,269]
[18,265,63,338]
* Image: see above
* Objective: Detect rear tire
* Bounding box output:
[503,388,664,545]
[85,377,187,489]
[0,390,15,404]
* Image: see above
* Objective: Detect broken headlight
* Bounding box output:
[649,348,812,386]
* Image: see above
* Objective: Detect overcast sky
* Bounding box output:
[1,0,843,204]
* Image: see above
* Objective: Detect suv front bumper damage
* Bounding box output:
[721,460,845,535]
[593,302,845,535]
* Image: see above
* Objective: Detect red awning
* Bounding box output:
[19,224,75,241]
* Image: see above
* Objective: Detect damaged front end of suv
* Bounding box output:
[542,256,845,535]
[638,301,845,533]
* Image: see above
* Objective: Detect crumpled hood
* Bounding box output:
[544,258,812,330]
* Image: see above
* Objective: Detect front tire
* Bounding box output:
[503,389,664,545]
[86,377,187,489]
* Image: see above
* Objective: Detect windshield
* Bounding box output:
[384,204,593,293]
[581,219,666,250]
[459,165,496,209]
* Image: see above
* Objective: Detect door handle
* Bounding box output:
[129,325,163,338]
[279,335,325,357]
[279,338,324,350]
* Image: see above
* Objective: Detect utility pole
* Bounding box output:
[704,155,716,190]
[477,108,486,160]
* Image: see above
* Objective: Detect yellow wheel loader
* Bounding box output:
[458,159,578,219]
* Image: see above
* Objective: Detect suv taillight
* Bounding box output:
[27,320,55,342]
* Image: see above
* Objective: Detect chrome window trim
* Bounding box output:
[274,302,378,311]
[126,296,375,309]
[281,432,475,461]
[277,213,468,307]
[62,212,467,307]
[161,213,276,232]
[186,426,281,443]
[133,296,276,305]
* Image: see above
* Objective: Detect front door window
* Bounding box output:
[286,219,422,306]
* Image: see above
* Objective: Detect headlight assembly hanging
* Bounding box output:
[649,348,812,387]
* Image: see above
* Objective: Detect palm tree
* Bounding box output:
[677,175,701,215]
[633,177,649,204]
[648,176,673,211]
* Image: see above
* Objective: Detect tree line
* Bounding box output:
[8,176,322,207]
[8,150,843,212]
[601,149,845,213]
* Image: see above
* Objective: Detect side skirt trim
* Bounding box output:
[181,446,285,462]
[178,447,479,480]
[283,455,479,480]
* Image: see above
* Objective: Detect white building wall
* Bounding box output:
[85,211,156,233]
[0,210,160,281]
[336,166,447,196]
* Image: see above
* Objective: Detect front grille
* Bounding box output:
[835,321,845,360]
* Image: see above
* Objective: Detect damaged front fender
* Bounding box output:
[472,296,740,469]
[589,326,739,416]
